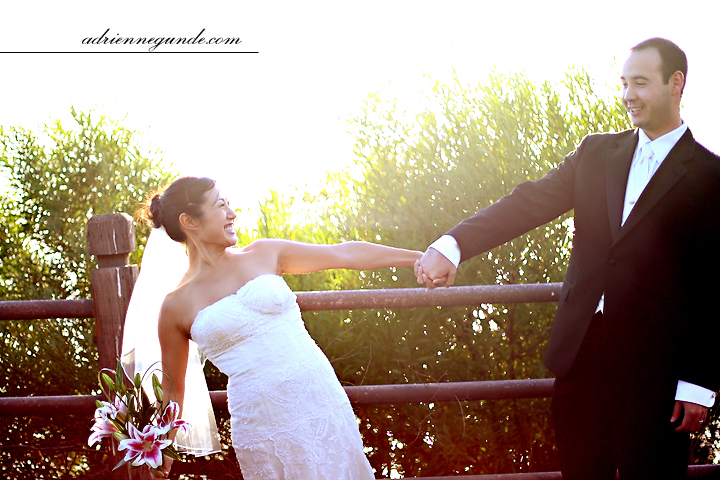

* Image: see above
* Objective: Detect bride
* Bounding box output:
[125,176,422,479]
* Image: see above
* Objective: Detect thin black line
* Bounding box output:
[0,51,259,54]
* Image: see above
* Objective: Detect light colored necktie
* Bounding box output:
[622,144,655,226]
[639,144,655,184]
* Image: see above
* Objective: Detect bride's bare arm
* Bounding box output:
[156,299,190,478]
[246,239,423,275]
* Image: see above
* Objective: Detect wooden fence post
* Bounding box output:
[87,213,139,371]
[87,213,151,480]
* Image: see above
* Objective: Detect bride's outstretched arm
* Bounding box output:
[156,301,190,478]
[245,239,423,274]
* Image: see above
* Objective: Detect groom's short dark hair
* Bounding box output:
[631,37,687,94]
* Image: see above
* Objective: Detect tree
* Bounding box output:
[0,108,175,479]
[243,68,632,476]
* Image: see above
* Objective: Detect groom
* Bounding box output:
[415,38,719,479]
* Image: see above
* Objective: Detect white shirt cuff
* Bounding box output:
[675,380,716,407]
[429,235,461,268]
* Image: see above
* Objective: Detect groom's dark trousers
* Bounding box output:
[445,128,720,479]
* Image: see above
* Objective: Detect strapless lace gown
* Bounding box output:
[190,274,375,480]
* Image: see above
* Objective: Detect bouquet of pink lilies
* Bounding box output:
[88,361,190,474]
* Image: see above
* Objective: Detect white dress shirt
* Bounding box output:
[430,123,716,407]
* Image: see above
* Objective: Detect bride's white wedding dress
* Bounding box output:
[190,274,375,480]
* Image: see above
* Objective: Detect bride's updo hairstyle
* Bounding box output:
[145,176,216,243]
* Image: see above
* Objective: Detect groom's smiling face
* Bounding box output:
[620,47,683,140]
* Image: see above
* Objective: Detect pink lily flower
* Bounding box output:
[94,401,117,421]
[88,415,119,447]
[118,423,172,468]
[113,395,129,421]
[157,401,191,436]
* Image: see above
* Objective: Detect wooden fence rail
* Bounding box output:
[1,213,718,479]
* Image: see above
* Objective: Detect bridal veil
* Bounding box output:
[121,226,221,455]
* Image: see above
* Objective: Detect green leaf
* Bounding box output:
[115,360,124,387]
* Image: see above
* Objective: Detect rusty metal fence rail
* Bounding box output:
[0,378,557,416]
[0,299,94,320]
[0,283,561,319]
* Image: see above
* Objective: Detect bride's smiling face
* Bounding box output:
[197,186,238,246]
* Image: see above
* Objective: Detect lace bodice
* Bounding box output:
[191,274,302,373]
[189,274,374,480]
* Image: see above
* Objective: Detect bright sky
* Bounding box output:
[1,0,718,223]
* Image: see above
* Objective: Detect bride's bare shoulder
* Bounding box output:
[158,283,195,331]
[162,285,188,311]
[231,241,281,274]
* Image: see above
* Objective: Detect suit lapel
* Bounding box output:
[606,132,637,242]
[614,129,694,244]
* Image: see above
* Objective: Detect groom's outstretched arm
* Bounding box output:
[416,134,583,289]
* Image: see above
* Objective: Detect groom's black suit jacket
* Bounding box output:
[447,128,720,398]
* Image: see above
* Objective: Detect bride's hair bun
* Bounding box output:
[142,177,216,243]
[148,195,165,229]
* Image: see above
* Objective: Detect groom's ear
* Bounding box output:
[179,212,200,232]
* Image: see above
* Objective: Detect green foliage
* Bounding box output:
[243,68,631,476]
[0,108,174,478]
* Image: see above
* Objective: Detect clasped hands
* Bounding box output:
[414,248,457,289]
